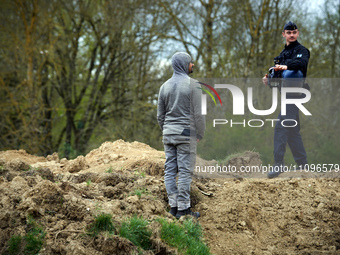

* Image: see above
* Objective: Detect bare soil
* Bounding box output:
[0,140,339,254]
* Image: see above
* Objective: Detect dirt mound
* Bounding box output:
[0,149,46,165]
[197,178,340,254]
[0,140,339,254]
[84,140,165,175]
[227,151,262,169]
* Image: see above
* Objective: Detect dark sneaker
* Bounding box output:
[169,207,177,217]
[267,162,285,179]
[176,208,200,219]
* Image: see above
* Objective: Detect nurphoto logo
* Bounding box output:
[200,83,312,128]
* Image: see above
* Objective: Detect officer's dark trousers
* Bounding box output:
[274,104,308,165]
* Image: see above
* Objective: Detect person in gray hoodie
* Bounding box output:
[157,52,205,219]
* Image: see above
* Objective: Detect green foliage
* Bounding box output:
[106,166,113,173]
[7,235,22,255]
[134,170,146,178]
[24,231,45,255]
[0,0,339,166]
[28,166,40,172]
[86,179,92,186]
[24,216,45,255]
[158,218,210,255]
[131,188,147,198]
[87,213,115,236]
[5,216,46,255]
[119,215,152,250]
[59,143,80,160]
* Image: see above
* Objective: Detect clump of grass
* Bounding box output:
[134,169,146,178]
[86,179,92,186]
[28,166,40,171]
[158,218,210,255]
[7,235,22,254]
[119,215,152,250]
[87,213,115,236]
[106,166,113,173]
[24,229,45,254]
[131,188,147,198]
[24,215,46,254]
[6,216,46,255]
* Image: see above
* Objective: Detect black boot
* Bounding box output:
[169,207,177,217]
[175,208,200,219]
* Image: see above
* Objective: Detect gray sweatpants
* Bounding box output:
[162,135,197,211]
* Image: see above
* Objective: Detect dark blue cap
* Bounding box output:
[283,21,298,30]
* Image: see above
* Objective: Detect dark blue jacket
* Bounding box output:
[276,40,310,77]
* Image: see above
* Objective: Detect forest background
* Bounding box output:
[0,0,339,166]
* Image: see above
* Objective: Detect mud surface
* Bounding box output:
[0,140,339,254]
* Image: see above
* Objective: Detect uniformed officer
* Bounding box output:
[262,21,310,178]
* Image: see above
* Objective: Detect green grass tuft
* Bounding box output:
[134,169,146,178]
[86,179,92,186]
[24,230,45,255]
[158,218,210,255]
[132,188,147,198]
[7,235,22,255]
[106,166,113,173]
[87,213,115,236]
[24,215,46,255]
[119,215,152,250]
[6,216,46,255]
[28,166,40,172]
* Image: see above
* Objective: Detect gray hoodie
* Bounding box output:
[157,52,205,140]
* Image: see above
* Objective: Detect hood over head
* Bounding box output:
[171,52,192,75]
